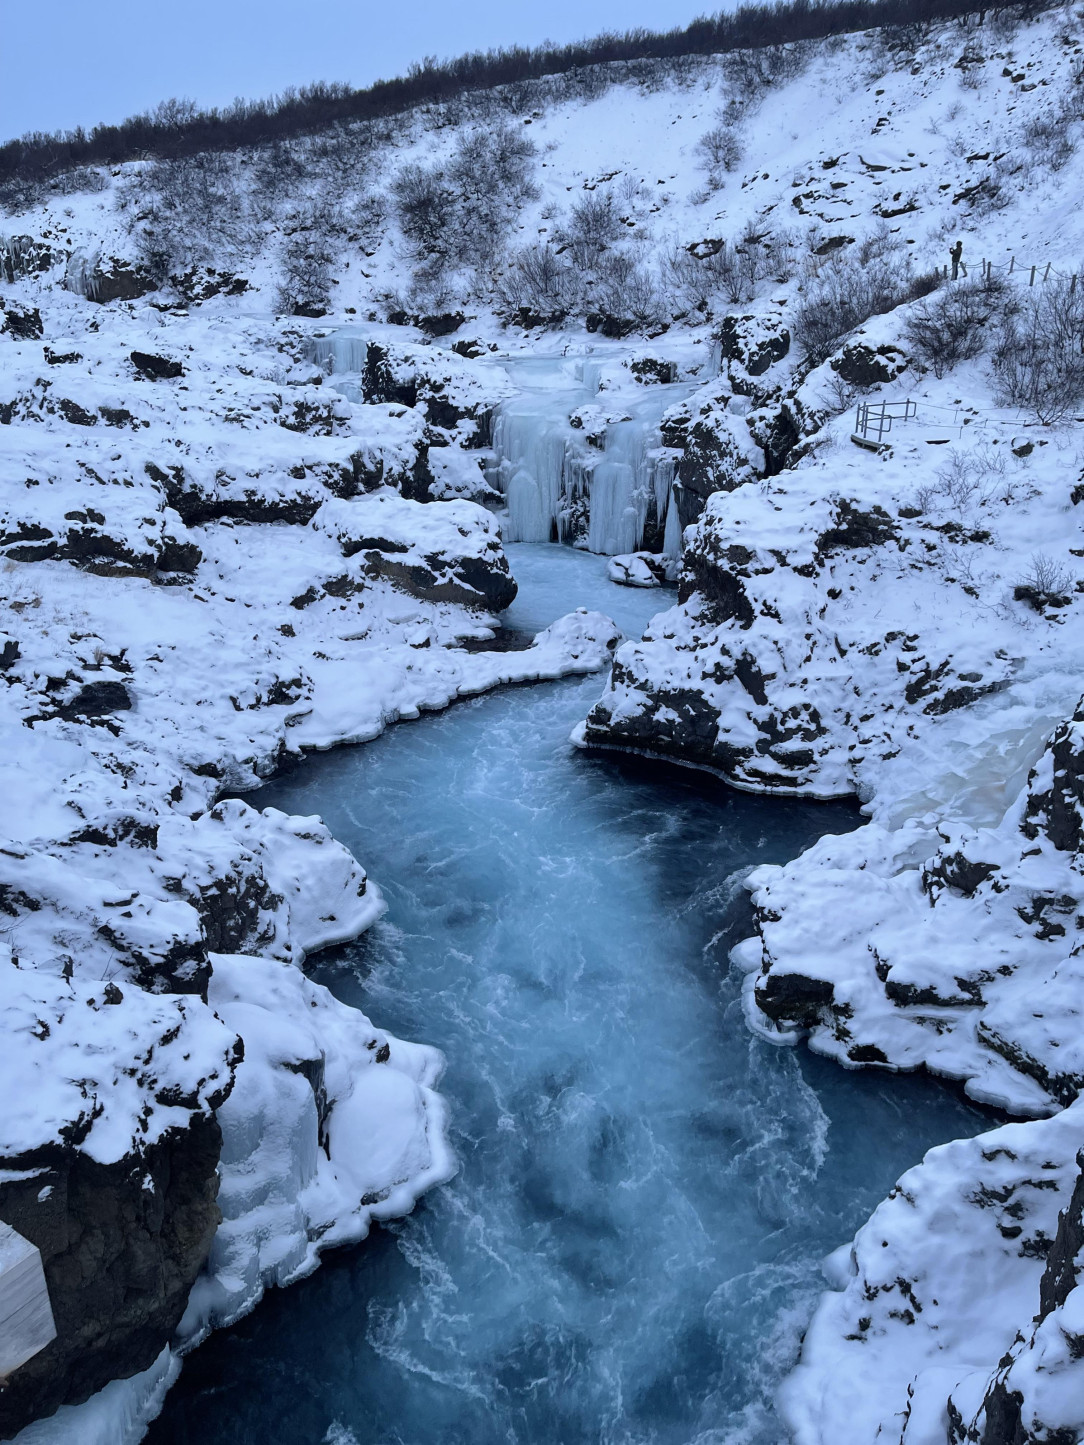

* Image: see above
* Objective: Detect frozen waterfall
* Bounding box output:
[307,331,695,560]
[488,356,692,558]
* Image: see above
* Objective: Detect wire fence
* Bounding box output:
[849,254,1084,448]
[947,254,1080,289]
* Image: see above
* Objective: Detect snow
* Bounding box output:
[5,5,1084,1439]
[782,1101,1084,1445]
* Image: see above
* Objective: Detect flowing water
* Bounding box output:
[149,544,991,1445]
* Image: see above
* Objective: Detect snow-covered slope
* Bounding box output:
[5,5,1084,1441]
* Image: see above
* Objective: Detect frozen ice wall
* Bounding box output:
[307,333,691,559]
[489,356,690,556]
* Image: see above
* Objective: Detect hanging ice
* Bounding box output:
[488,357,695,557]
[310,331,370,374]
[306,332,697,560]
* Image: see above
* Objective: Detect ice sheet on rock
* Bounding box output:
[606,553,677,588]
[9,1348,180,1445]
[176,952,454,1341]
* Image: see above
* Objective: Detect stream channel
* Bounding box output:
[149,543,991,1445]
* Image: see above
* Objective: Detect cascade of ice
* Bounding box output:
[306,329,700,559]
[488,357,696,557]
[662,484,684,560]
[491,403,574,544]
[310,332,369,374]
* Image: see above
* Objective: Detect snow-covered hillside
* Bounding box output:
[4,4,1084,1441]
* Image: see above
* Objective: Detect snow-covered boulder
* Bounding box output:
[606,552,673,588]
[312,490,517,610]
[0,950,238,1435]
[782,1103,1084,1445]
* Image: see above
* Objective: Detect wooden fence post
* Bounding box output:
[1030,265,1036,285]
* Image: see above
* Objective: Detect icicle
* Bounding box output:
[662,484,684,560]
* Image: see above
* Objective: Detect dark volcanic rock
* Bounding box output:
[0,302,43,341]
[716,312,791,380]
[0,1116,225,1438]
[59,680,132,719]
[365,551,518,611]
[1022,701,1084,853]
[829,341,908,387]
[755,970,836,1026]
[816,499,899,556]
[68,254,157,304]
[0,236,53,285]
[130,351,184,381]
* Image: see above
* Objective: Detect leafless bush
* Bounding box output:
[822,370,858,414]
[662,227,794,312]
[993,278,1084,423]
[795,253,941,364]
[392,122,537,280]
[1023,105,1077,172]
[391,162,453,257]
[591,252,664,328]
[696,123,744,188]
[905,277,1007,377]
[276,227,334,316]
[1013,551,1076,608]
[495,242,581,317]
[915,445,1007,514]
[249,140,308,215]
[560,191,624,267]
[720,42,809,116]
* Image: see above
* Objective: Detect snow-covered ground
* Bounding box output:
[5,4,1084,1440]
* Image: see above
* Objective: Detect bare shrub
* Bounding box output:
[128,151,253,276]
[917,445,1007,514]
[1013,551,1076,609]
[591,252,664,328]
[696,123,744,188]
[905,277,1007,377]
[796,253,940,364]
[560,191,624,267]
[720,42,809,117]
[276,226,334,316]
[495,242,581,318]
[391,162,453,257]
[250,140,308,215]
[662,227,794,313]
[993,278,1084,423]
[391,122,538,278]
[1023,105,1077,172]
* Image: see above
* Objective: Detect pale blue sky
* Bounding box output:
[4,1,716,142]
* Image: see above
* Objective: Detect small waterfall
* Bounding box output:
[310,332,369,374]
[489,359,694,558]
[305,330,694,560]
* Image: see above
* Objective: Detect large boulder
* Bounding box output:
[65,251,157,304]
[0,962,237,1437]
[312,491,517,611]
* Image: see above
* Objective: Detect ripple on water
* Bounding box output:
[147,544,993,1445]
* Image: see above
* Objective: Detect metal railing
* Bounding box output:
[852,399,917,447]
